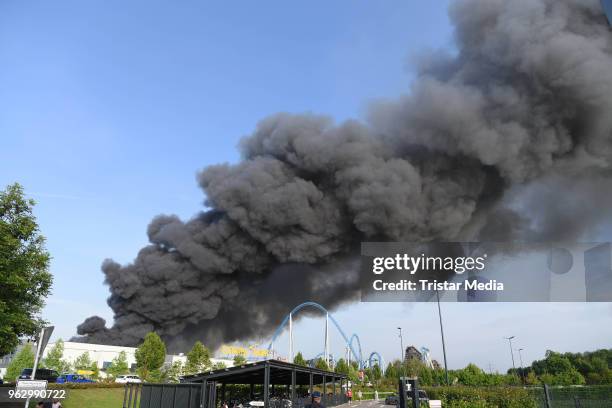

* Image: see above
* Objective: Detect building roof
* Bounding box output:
[183,359,347,385]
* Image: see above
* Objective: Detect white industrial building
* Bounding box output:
[0,341,233,380]
[43,341,141,372]
[42,341,234,374]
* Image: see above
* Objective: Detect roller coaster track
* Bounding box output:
[266,301,383,370]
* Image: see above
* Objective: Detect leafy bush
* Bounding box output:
[423,386,538,408]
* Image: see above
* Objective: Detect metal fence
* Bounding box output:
[125,383,612,408]
[528,385,612,408]
[123,384,347,408]
[123,383,202,408]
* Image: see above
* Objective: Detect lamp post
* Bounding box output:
[397,327,404,378]
[436,290,450,385]
[518,348,525,383]
[504,336,516,371]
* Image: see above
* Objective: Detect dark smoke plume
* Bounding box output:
[75,0,612,351]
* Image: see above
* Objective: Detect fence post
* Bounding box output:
[409,378,420,408]
[123,384,129,408]
[201,380,208,408]
[544,384,552,408]
[127,383,135,408]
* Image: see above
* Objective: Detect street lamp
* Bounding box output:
[504,336,516,371]
[518,348,525,383]
[436,290,450,385]
[397,327,404,377]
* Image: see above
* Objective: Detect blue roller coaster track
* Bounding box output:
[266,301,383,370]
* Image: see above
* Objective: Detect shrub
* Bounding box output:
[423,386,538,408]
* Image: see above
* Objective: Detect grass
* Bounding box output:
[62,387,125,408]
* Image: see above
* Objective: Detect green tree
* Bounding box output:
[528,348,612,385]
[135,332,166,380]
[43,339,72,373]
[384,361,400,379]
[0,183,53,356]
[107,351,129,378]
[164,361,184,383]
[89,361,100,380]
[293,352,307,367]
[5,343,35,381]
[233,354,247,366]
[404,359,423,377]
[74,351,92,371]
[525,371,538,385]
[540,373,555,385]
[335,358,350,375]
[457,363,487,386]
[314,358,329,371]
[532,351,586,385]
[371,364,382,381]
[185,341,211,374]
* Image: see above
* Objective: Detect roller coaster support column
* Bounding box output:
[324,312,330,366]
[289,313,293,362]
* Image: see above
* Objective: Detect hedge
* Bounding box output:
[47,382,125,389]
[423,386,538,408]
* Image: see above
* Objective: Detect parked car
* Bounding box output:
[384,395,399,405]
[412,390,430,405]
[18,368,59,383]
[56,374,95,383]
[115,374,142,383]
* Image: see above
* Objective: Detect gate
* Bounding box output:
[123,383,203,408]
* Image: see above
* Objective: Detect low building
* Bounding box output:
[165,352,232,369]
[43,341,140,373]
[1,340,233,379]
[41,342,233,374]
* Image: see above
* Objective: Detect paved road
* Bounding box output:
[335,400,387,408]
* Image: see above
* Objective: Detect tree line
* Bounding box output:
[3,332,251,383]
[290,347,612,389]
[511,349,612,386]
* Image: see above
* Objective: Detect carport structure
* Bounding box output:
[123,360,348,408]
[185,359,348,408]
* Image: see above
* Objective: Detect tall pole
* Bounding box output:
[325,313,330,366]
[518,348,525,384]
[25,327,45,408]
[289,313,293,362]
[397,327,404,378]
[436,290,450,385]
[505,336,516,371]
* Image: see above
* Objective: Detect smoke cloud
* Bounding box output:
[75,0,612,351]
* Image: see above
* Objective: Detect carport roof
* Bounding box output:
[182,359,348,385]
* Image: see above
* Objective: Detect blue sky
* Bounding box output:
[1,0,610,372]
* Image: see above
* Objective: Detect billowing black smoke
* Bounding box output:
[75,0,612,351]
